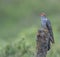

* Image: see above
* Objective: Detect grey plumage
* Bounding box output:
[46,20,54,43]
[40,15,54,51]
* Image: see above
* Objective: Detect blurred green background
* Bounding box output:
[0,0,60,57]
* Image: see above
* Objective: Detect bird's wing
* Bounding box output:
[46,20,54,43]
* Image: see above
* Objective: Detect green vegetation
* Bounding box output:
[0,0,60,57]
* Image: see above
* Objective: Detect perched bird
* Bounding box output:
[40,12,54,50]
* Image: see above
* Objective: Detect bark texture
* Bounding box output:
[36,29,49,57]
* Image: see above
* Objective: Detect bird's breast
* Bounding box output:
[41,19,47,28]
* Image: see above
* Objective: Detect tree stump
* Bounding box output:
[36,28,49,57]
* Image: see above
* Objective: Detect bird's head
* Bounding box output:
[40,12,46,17]
[39,12,47,19]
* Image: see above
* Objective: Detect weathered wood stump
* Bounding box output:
[36,28,49,57]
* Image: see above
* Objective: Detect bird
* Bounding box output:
[40,12,55,50]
